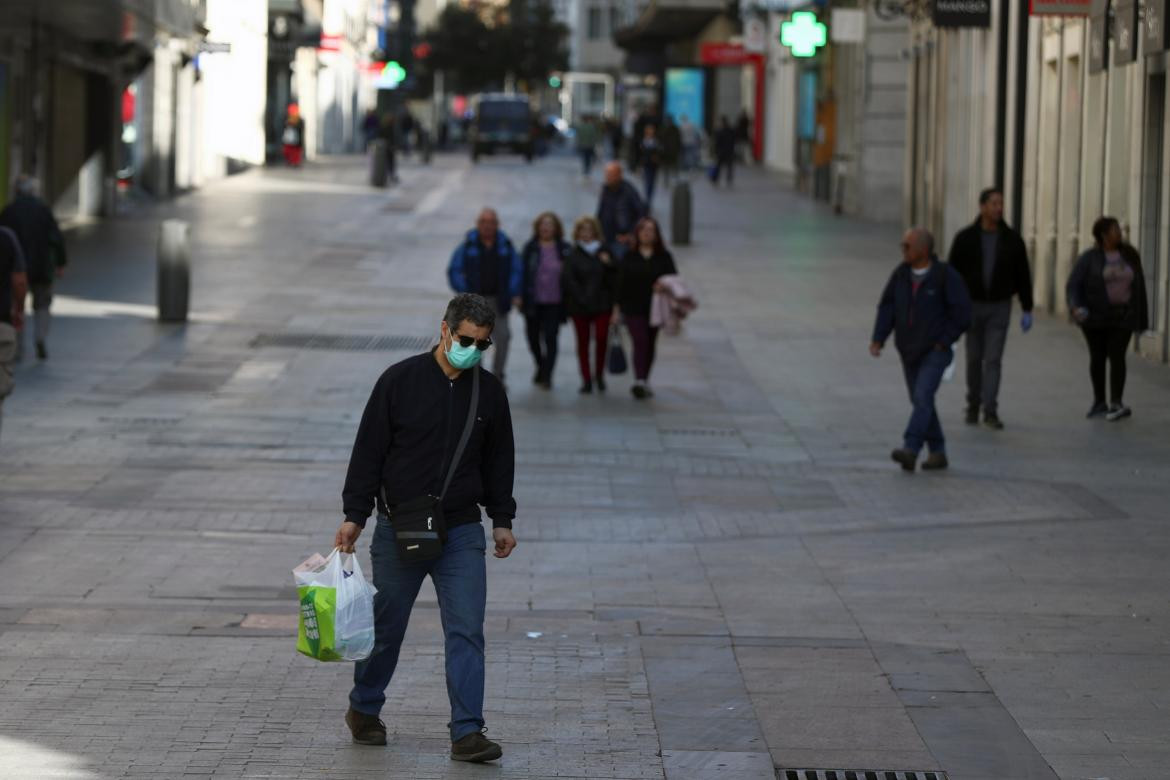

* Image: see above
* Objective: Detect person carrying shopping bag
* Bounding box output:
[562,216,618,394]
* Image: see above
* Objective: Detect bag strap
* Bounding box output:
[440,366,479,500]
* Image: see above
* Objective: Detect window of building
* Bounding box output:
[587,6,603,39]
[609,5,621,32]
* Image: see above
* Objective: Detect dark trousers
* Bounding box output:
[965,300,1012,415]
[571,313,611,384]
[350,522,487,741]
[624,314,659,382]
[902,347,951,455]
[1082,326,1133,404]
[579,148,595,176]
[524,304,562,382]
[643,164,659,206]
[714,155,734,185]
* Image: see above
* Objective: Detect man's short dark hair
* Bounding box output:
[444,293,496,332]
[979,187,1003,205]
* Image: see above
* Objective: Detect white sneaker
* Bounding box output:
[1105,403,1132,421]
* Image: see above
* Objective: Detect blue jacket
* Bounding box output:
[448,229,523,312]
[596,180,646,245]
[872,259,972,363]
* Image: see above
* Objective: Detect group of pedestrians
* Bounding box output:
[871,186,1149,472]
[446,163,690,399]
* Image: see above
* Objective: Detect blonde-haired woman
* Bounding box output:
[562,215,618,393]
[521,211,571,388]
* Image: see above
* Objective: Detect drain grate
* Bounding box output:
[778,771,947,780]
[660,427,740,437]
[250,333,433,352]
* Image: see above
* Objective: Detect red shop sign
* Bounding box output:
[700,43,760,66]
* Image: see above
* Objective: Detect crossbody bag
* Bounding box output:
[380,366,479,562]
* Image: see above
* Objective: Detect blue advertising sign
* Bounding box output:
[665,68,705,125]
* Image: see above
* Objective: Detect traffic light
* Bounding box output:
[548,75,562,88]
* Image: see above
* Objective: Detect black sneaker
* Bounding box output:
[596,377,606,393]
[579,381,593,394]
[1086,402,1108,419]
[921,452,949,471]
[964,406,979,425]
[983,413,1004,431]
[344,708,386,746]
[631,385,648,400]
[451,730,502,763]
[35,341,47,360]
[1105,403,1132,422]
[890,448,917,472]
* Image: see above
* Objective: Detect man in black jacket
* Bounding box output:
[945,188,1034,429]
[335,293,517,764]
[597,162,646,255]
[0,176,65,361]
[871,228,972,472]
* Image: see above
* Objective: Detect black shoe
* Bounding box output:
[532,370,542,385]
[35,341,47,360]
[921,452,949,471]
[631,385,648,400]
[450,731,502,763]
[579,381,593,394]
[345,708,386,746]
[982,413,1004,431]
[596,377,606,393]
[1086,402,1108,419]
[964,406,980,425]
[1105,403,1132,422]
[890,448,917,472]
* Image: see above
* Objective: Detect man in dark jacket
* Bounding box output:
[712,117,737,186]
[336,293,517,763]
[448,208,523,384]
[871,228,972,472]
[0,176,65,361]
[946,187,1034,429]
[0,224,28,442]
[597,162,646,255]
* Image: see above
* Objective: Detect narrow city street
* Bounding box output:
[2,153,1169,780]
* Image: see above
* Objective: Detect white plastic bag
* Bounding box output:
[293,548,377,662]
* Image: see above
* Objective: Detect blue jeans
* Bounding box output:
[902,347,951,455]
[350,520,487,741]
[643,164,658,205]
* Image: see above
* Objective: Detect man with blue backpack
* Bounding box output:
[448,208,523,386]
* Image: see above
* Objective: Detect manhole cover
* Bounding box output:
[778,771,947,780]
[250,333,433,352]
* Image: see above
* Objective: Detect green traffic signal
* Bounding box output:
[548,75,562,88]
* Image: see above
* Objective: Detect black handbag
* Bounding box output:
[381,367,479,562]
[607,323,628,375]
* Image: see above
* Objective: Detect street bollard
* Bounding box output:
[369,139,388,187]
[157,219,190,323]
[670,180,692,246]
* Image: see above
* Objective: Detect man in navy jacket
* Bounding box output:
[870,228,972,472]
[448,208,523,383]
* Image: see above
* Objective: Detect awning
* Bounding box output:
[614,0,725,49]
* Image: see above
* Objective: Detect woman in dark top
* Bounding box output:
[614,217,677,399]
[1066,216,1149,421]
[521,212,571,389]
[563,216,618,394]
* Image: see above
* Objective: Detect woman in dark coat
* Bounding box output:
[562,216,618,394]
[1066,216,1149,421]
[614,217,677,399]
[521,212,572,389]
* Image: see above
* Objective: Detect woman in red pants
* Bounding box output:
[614,217,676,399]
[562,216,618,394]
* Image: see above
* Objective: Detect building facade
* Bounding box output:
[906,0,1170,364]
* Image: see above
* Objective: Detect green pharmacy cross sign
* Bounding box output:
[781,11,827,58]
[377,61,407,89]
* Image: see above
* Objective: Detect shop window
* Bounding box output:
[588,7,603,39]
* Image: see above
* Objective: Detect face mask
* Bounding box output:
[445,332,483,370]
[579,239,601,254]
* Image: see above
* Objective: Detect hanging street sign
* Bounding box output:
[933,0,992,27]
[780,11,827,58]
[1113,0,1138,64]
[1147,0,1169,54]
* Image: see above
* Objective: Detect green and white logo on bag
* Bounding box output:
[297,585,341,661]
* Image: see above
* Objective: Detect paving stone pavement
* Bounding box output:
[1,152,1169,780]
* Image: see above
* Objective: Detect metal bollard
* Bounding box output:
[670,180,692,246]
[157,219,190,322]
[369,139,388,187]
